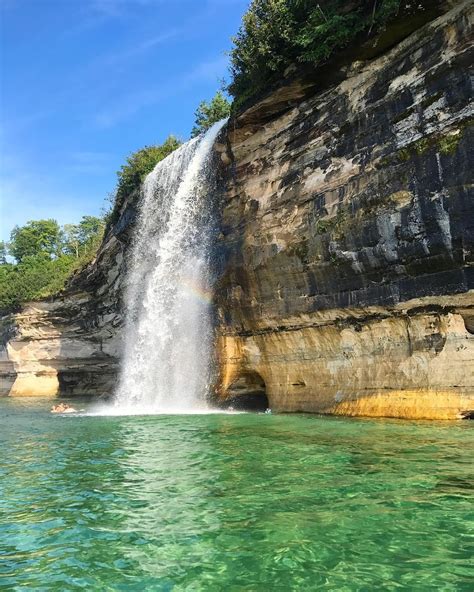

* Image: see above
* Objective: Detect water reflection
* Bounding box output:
[0,399,472,590]
[113,417,221,584]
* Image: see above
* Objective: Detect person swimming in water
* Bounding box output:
[51,403,77,413]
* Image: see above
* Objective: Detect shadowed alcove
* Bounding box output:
[221,370,269,411]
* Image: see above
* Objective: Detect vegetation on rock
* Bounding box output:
[0,216,104,314]
[191,91,231,137]
[108,135,182,225]
[228,0,425,105]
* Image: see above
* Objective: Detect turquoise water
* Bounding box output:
[0,398,472,591]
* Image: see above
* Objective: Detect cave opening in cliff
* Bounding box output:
[222,371,269,412]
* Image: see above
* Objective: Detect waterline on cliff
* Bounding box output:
[112,119,228,414]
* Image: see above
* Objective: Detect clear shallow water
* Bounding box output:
[1,398,472,591]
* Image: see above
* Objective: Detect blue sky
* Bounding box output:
[0,0,248,241]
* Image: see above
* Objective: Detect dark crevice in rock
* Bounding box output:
[218,370,269,412]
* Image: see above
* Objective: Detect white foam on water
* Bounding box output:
[80,406,246,418]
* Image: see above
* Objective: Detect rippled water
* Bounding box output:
[1,398,472,591]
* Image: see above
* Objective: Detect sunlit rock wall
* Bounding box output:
[215,2,474,419]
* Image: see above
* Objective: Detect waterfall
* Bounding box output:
[114,119,227,413]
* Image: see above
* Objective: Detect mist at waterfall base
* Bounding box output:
[99,120,228,416]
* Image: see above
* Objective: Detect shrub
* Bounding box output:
[0,254,75,314]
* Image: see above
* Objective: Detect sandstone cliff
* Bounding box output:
[1,1,473,419]
[215,1,474,419]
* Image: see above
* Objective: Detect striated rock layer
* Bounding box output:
[1,1,473,419]
[0,229,128,398]
[214,2,474,419]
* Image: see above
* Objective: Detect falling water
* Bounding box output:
[114,119,227,413]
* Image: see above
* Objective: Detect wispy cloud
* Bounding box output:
[93,55,229,129]
[2,24,182,140]
[0,108,56,136]
[62,0,168,38]
[91,28,180,69]
[67,151,114,174]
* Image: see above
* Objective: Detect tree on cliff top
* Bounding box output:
[62,216,104,259]
[0,217,106,314]
[9,219,62,262]
[228,0,409,104]
[191,91,231,138]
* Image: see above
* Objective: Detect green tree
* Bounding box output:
[9,219,61,262]
[63,216,105,258]
[0,241,8,264]
[78,215,104,245]
[191,91,231,138]
[229,0,295,102]
[0,215,107,314]
[62,224,81,258]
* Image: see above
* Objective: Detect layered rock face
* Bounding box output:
[0,231,127,397]
[215,2,474,418]
[1,2,473,419]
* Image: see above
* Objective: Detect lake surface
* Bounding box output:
[1,398,472,591]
